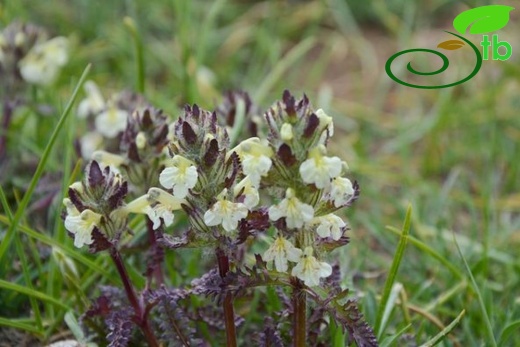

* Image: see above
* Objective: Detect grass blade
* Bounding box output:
[0,214,113,280]
[0,279,70,310]
[453,233,497,347]
[0,185,43,330]
[375,205,412,338]
[124,17,145,94]
[379,282,403,337]
[253,36,316,104]
[0,317,43,335]
[386,226,464,279]
[0,64,91,265]
[380,324,412,347]
[498,320,520,346]
[420,309,465,347]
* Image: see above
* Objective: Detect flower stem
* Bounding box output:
[216,248,237,347]
[146,217,164,286]
[293,280,307,347]
[0,99,14,161]
[110,248,160,347]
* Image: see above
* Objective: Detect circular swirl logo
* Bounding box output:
[385,5,514,89]
[385,32,482,89]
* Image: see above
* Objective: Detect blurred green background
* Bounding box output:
[1,0,519,346]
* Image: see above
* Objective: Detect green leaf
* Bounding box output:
[453,5,514,35]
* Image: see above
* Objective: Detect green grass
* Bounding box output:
[1,0,519,346]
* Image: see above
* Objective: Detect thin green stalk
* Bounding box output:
[0,317,43,335]
[229,97,246,147]
[453,234,497,347]
[0,187,42,330]
[420,309,466,347]
[386,225,463,279]
[124,17,145,94]
[0,64,91,265]
[0,279,70,310]
[0,214,113,280]
[253,37,316,104]
[375,205,412,338]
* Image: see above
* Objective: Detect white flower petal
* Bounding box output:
[95,106,128,138]
[291,247,331,286]
[159,156,198,198]
[263,236,301,273]
[204,209,221,227]
[327,177,355,207]
[64,210,101,248]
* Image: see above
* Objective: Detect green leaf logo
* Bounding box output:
[453,5,514,35]
[437,39,465,50]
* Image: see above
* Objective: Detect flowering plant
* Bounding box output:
[62,89,377,346]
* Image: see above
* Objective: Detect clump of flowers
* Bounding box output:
[0,21,69,94]
[0,21,70,226]
[75,81,150,159]
[62,90,376,347]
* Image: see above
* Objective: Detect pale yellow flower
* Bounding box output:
[232,137,273,185]
[326,177,355,207]
[95,103,128,138]
[159,155,198,198]
[77,81,106,118]
[263,235,302,272]
[125,189,184,230]
[204,189,249,232]
[310,214,346,240]
[299,145,342,189]
[268,188,314,229]
[19,36,69,85]
[291,247,332,286]
[79,132,104,159]
[233,175,260,209]
[64,208,102,248]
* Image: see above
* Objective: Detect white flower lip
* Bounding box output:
[268,188,314,229]
[291,247,332,286]
[326,177,355,208]
[233,175,260,209]
[263,235,302,272]
[77,80,106,119]
[125,191,182,230]
[203,189,249,232]
[19,36,69,86]
[232,137,273,185]
[80,132,104,159]
[95,104,128,138]
[64,209,102,248]
[299,145,342,189]
[311,214,346,240]
[159,155,198,198]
